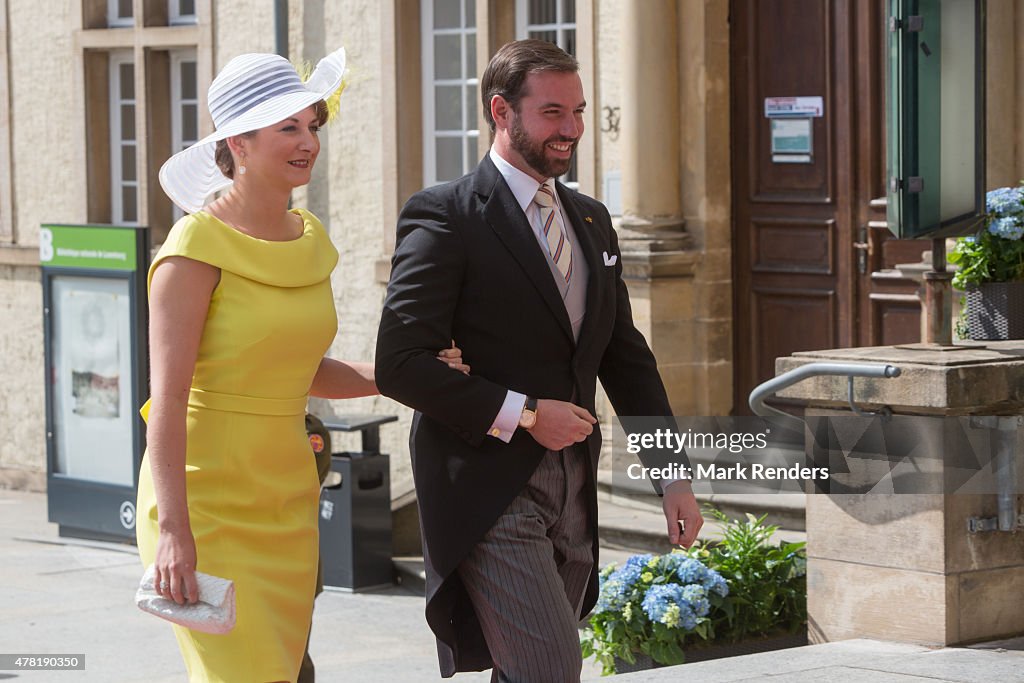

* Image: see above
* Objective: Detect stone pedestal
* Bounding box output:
[777,343,1024,645]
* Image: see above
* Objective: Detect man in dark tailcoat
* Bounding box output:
[375,39,702,682]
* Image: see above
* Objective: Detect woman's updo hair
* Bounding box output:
[214,99,330,179]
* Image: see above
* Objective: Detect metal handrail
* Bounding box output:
[748,362,902,430]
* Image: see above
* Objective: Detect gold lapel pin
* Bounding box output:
[584,216,593,223]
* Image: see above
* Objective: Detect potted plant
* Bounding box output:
[581,509,807,675]
[580,551,729,675]
[948,184,1024,340]
[684,509,807,654]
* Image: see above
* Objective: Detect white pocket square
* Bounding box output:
[602,252,618,266]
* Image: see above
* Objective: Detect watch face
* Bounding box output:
[520,410,537,428]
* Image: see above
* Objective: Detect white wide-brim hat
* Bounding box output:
[159,47,346,214]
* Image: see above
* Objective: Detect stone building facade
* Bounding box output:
[1,0,1021,498]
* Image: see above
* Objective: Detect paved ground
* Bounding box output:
[615,638,1024,682]
[0,489,603,682]
[4,488,1024,682]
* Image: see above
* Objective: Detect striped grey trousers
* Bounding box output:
[457,447,593,683]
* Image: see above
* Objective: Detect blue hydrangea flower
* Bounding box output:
[701,569,729,598]
[656,554,730,597]
[680,584,711,616]
[988,216,1024,241]
[595,556,649,613]
[594,576,630,613]
[987,187,1024,215]
[641,584,699,630]
[624,554,654,572]
[594,552,728,626]
[985,187,1024,241]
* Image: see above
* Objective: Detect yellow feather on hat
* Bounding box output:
[294,59,349,123]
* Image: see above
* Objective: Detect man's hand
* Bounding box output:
[527,399,597,451]
[436,342,470,375]
[663,479,703,547]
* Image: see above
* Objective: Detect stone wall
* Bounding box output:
[0,1,84,490]
[2,0,1012,494]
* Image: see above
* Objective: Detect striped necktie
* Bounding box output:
[533,183,573,283]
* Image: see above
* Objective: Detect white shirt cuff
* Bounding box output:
[487,390,527,443]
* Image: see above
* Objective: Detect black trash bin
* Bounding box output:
[316,415,397,591]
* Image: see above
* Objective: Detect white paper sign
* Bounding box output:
[764,96,824,118]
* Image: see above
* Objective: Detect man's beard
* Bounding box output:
[509,113,577,180]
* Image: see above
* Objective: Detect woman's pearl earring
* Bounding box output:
[238,156,247,175]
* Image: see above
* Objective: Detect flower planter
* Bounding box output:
[613,630,807,672]
[965,282,1024,340]
[613,653,664,674]
[684,630,808,663]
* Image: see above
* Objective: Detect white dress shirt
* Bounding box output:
[485,147,575,442]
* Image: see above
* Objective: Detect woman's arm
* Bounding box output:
[309,358,377,399]
[309,347,470,399]
[147,255,219,605]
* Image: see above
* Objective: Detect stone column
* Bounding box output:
[614,0,732,416]
[619,0,686,244]
[617,0,693,417]
[777,344,1024,645]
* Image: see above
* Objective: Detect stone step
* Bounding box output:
[392,496,806,597]
[393,555,427,594]
[597,469,807,533]
[392,545,662,599]
[609,637,1024,681]
[596,487,806,555]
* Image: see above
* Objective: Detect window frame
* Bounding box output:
[421,0,480,187]
[515,0,576,48]
[515,0,579,188]
[169,48,199,221]
[168,0,198,26]
[106,0,133,27]
[109,51,138,225]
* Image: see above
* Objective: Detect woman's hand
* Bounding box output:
[153,524,200,605]
[436,342,470,375]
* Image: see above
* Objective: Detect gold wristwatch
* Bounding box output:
[518,397,538,429]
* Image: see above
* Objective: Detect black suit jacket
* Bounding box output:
[375,155,673,675]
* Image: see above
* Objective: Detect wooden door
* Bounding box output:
[731,0,926,413]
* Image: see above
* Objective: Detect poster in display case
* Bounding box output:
[40,224,148,541]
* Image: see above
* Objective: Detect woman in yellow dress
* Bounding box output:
[136,50,465,682]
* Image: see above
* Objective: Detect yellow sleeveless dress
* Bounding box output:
[136,208,338,683]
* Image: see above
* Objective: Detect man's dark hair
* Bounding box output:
[480,39,579,134]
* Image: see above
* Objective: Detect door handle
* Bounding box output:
[854,227,872,275]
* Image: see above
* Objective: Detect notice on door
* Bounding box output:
[770,118,813,164]
[764,96,824,118]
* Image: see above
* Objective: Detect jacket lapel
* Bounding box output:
[475,157,574,343]
[557,182,604,349]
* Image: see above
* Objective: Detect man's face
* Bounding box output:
[504,70,586,181]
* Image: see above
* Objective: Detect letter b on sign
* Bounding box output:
[39,228,54,262]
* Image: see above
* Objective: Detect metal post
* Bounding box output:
[994,417,1020,532]
[274,0,289,58]
[922,237,953,345]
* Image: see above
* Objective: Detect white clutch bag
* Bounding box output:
[135,564,236,635]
